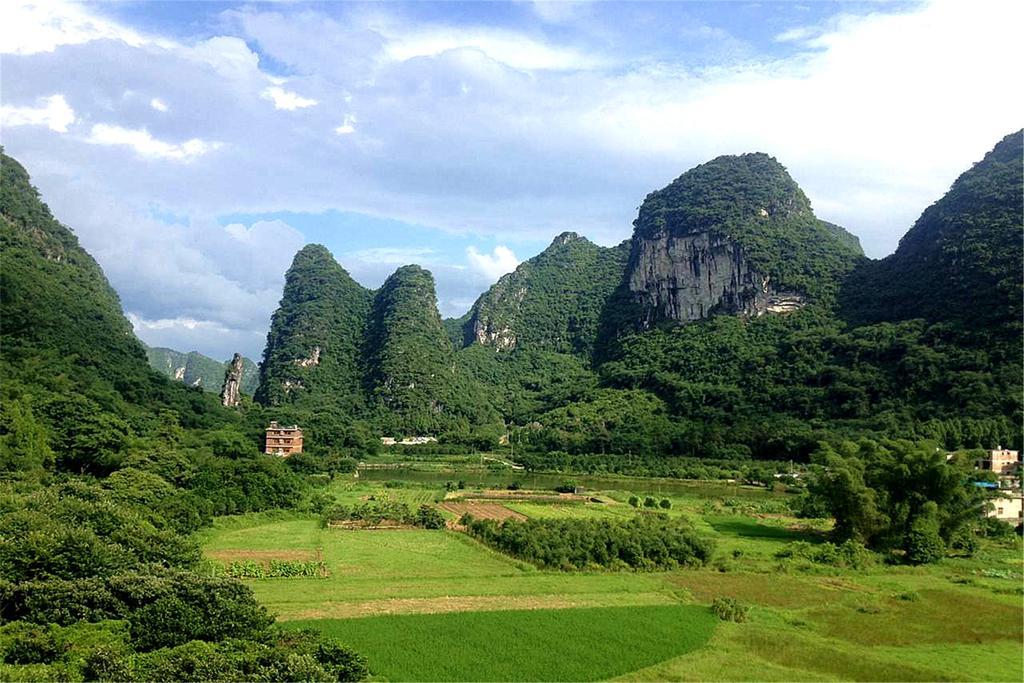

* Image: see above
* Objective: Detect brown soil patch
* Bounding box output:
[439,501,526,522]
[280,591,674,621]
[327,521,415,530]
[207,549,316,562]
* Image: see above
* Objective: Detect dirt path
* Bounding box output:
[281,591,676,621]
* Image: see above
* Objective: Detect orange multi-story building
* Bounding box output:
[265,421,303,457]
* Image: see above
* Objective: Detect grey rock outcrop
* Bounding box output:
[220,353,244,407]
[626,231,805,327]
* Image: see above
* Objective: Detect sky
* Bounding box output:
[1,0,1021,361]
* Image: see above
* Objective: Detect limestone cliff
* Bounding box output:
[623,152,862,328]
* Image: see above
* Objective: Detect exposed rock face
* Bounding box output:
[294,346,321,368]
[220,353,244,407]
[627,231,805,325]
[622,152,858,328]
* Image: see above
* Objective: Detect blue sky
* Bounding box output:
[1,0,1020,360]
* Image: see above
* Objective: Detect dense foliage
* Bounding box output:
[843,130,1022,328]
[457,232,629,356]
[0,152,366,681]
[321,500,446,529]
[461,513,713,570]
[803,439,994,563]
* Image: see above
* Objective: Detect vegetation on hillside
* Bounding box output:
[0,151,366,681]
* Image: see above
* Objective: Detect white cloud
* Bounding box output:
[128,313,229,333]
[86,124,221,161]
[529,1,591,24]
[466,245,519,281]
[0,0,171,55]
[346,246,436,264]
[150,97,168,112]
[0,93,75,132]
[260,86,318,110]
[335,114,357,135]
[381,25,602,71]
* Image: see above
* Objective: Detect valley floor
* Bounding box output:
[198,474,1023,682]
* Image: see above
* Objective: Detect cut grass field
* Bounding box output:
[201,476,1023,681]
[284,605,717,682]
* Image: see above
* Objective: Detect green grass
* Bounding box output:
[201,516,671,619]
[504,502,633,520]
[200,475,1024,681]
[285,605,716,682]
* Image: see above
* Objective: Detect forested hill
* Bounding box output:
[145,345,258,396]
[456,232,630,357]
[256,246,499,436]
[0,150,240,435]
[841,129,1023,327]
[253,133,1020,456]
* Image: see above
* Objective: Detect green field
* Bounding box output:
[201,472,1024,681]
[285,605,716,681]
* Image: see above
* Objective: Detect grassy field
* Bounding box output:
[200,472,1023,681]
[285,605,716,681]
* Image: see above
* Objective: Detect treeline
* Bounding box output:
[514,451,804,483]
[461,514,713,570]
[321,501,445,529]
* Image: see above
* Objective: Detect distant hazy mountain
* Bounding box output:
[144,346,258,396]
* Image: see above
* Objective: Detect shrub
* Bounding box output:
[658,498,672,509]
[628,496,640,508]
[462,514,713,571]
[643,497,657,508]
[711,597,749,623]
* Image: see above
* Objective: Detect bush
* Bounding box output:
[774,540,875,569]
[658,498,672,509]
[628,496,640,508]
[711,597,749,623]
[415,505,446,530]
[462,513,713,571]
[643,497,657,508]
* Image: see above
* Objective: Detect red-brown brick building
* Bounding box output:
[265,421,303,457]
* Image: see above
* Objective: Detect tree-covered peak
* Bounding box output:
[841,129,1023,326]
[549,231,589,247]
[633,152,813,240]
[627,152,862,303]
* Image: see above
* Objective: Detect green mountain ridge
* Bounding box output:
[841,130,1023,327]
[256,247,498,435]
[252,134,1020,454]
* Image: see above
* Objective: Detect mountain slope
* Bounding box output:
[458,232,629,357]
[255,244,372,411]
[841,130,1023,327]
[1,151,151,393]
[365,265,461,433]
